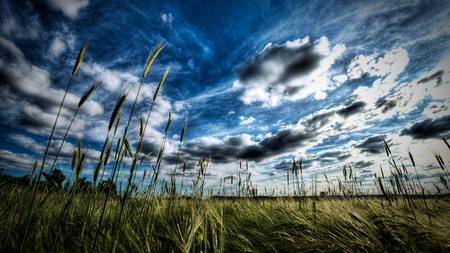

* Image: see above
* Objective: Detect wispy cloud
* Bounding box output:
[239,116,255,125]
[160,13,174,28]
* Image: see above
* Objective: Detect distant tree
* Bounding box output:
[75,177,93,195]
[98,178,118,198]
[43,168,66,191]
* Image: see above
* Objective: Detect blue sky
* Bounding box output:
[1,0,450,195]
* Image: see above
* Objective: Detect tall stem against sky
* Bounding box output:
[21,40,89,252]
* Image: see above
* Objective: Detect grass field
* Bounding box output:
[1,182,449,252]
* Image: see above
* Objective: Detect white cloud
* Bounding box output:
[355,52,450,120]
[46,29,76,60]
[235,36,346,107]
[348,47,409,82]
[350,48,410,109]
[47,0,89,19]
[228,111,235,115]
[339,134,349,140]
[333,74,348,85]
[423,100,450,118]
[239,116,256,125]
[81,62,140,92]
[49,37,66,58]
[160,13,174,28]
[174,101,190,112]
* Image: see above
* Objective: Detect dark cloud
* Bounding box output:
[336,101,366,118]
[272,157,316,171]
[17,108,54,128]
[418,70,445,87]
[375,99,398,114]
[399,115,450,139]
[351,160,375,169]
[272,160,292,171]
[300,111,336,131]
[235,41,323,87]
[0,150,36,171]
[183,109,338,164]
[354,136,386,154]
[141,140,161,158]
[233,37,344,106]
[184,141,241,164]
[241,131,312,161]
[316,150,352,163]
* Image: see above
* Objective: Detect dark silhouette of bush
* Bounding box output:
[98,178,118,198]
[42,168,66,192]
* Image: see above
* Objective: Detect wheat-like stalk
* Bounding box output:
[21,41,89,251]
[49,79,101,175]
[143,41,166,78]
[109,88,131,132]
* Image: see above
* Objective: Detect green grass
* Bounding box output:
[1,184,449,252]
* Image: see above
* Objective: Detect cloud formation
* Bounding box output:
[399,115,450,139]
[353,136,386,154]
[182,103,368,164]
[0,150,36,171]
[47,0,89,19]
[0,37,103,136]
[161,13,174,28]
[239,116,255,125]
[234,36,345,107]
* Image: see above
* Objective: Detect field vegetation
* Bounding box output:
[1,42,450,252]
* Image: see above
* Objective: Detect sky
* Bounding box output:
[1,0,450,195]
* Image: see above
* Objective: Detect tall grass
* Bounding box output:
[20,41,89,252]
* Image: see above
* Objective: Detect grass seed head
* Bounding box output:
[183,157,187,173]
[407,148,415,167]
[180,117,188,143]
[71,148,77,171]
[153,67,169,102]
[381,135,391,157]
[78,79,101,108]
[100,137,109,161]
[143,41,166,78]
[442,135,450,150]
[109,88,130,132]
[124,138,133,159]
[140,115,144,137]
[165,110,172,133]
[114,112,123,135]
[30,160,38,180]
[104,145,112,166]
[72,40,89,76]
